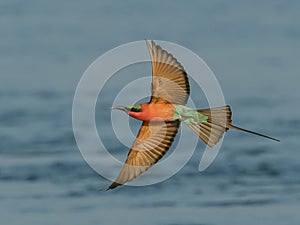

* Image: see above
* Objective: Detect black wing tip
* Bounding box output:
[98,186,115,192]
[98,182,122,192]
[98,187,109,192]
[98,184,118,192]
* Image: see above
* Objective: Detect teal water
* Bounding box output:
[0,1,299,224]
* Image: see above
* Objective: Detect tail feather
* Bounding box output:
[227,124,280,142]
[187,105,279,147]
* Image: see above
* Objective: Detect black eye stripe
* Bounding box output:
[130,108,142,112]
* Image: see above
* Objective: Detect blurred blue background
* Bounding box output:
[0,0,299,224]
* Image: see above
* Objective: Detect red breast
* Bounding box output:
[129,103,175,122]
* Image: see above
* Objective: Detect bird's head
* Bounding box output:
[111,104,142,114]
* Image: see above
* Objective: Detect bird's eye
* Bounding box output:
[130,105,142,112]
[130,107,142,112]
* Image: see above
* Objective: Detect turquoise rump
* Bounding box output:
[172,105,208,125]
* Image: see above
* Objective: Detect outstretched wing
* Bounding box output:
[146,40,190,104]
[107,120,180,190]
[106,41,186,190]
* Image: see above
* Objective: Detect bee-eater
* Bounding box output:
[106,40,279,190]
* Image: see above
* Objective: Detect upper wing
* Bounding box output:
[107,120,180,190]
[146,40,190,104]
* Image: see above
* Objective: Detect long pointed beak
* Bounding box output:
[111,106,130,113]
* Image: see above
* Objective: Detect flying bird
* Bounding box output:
[105,40,279,190]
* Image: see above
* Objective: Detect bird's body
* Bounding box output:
[129,103,175,122]
[104,40,279,190]
[129,103,208,124]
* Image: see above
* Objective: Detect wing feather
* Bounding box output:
[107,120,180,190]
[146,40,190,104]
[106,41,188,190]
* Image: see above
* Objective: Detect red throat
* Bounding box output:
[128,104,147,121]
